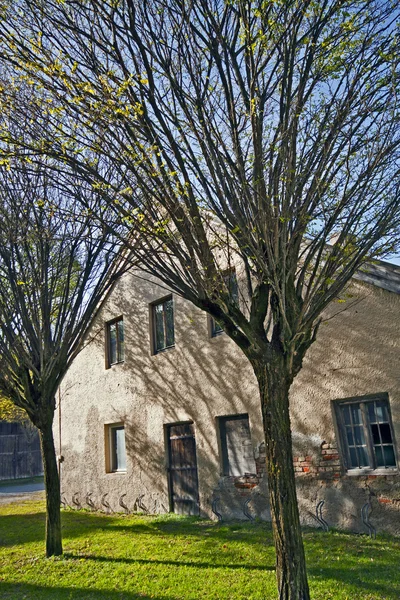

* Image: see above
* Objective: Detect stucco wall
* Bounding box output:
[55,270,400,535]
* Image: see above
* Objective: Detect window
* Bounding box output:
[106,317,124,367]
[210,270,239,337]
[334,395,397,472]
[152,296,175,353]
[105,424,127,473]
[218,414,255,476]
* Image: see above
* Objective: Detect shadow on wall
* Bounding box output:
[60,276,400,534]
[290,282,400,535]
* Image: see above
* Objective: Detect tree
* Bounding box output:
[0,158,128,556]
[0,395,28,423]
[0,0,399,596]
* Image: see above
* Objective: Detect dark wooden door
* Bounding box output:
[167,422,200,515]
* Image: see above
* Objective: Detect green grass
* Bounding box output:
[0,498,399,599]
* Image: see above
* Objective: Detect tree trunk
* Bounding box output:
[38,418,63,557]
[252,356,310,600]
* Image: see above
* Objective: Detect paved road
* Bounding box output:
[0,479,45,504]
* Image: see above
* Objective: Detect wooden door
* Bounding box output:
[166,422,200,515]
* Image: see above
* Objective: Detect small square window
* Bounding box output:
[105,424,127,473]
[334,394,397,473]
[106,317,124,367]
[209,271,239,337]
[152,296,175,353]
[217,414,255,476]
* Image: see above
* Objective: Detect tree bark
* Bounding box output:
[252,355,310,600]
[38,417,62,557]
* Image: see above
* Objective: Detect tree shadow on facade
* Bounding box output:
[57,274,399,535]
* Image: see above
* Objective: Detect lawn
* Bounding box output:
[0,498,399,599]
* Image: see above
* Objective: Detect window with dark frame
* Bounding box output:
[218,414,255,476]
[210,270,239,337]
[152,296,175,353]
[108,424,127,472]
[335,395,397,472]
[106,317,124,366]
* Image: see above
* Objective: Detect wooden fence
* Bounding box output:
[0,421,43,481]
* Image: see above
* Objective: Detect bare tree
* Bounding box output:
[0,159,128,556]
[0,0,399,596]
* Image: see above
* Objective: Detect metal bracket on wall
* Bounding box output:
[101,493,113,513]
[242,497,255,522]
[361,502,376,539]
[119,493,129,514]
[315,500,329,532]
[72,492,81,510]
[86,492,96,511]
[211,496,223,522]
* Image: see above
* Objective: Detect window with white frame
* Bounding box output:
[334,394,397,472]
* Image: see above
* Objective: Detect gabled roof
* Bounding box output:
[354,259,400,294]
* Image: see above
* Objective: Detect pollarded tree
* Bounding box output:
[0,0,399,597]
[0,158,129,556]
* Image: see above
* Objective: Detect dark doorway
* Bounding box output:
[166,422,200,515]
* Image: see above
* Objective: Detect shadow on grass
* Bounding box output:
[64,552,274,571]
[0,582,176,600]
[0,509,272,548]
[307,565,400,599]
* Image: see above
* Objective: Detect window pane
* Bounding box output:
[374,446,384,467]
[351,404,362,425]
[357,446,369,468]
[228,273,239,305]
[354,426,365,446]
[368,402,377,424]
[118,321,125,362]
[371,423,380,445]
[114,427,126,471]
[109,323,117,364]
[165,298,175,347]
[342,405,351,425]
[379,423,393,445]
[383,446,396,467]
[375,401,388,424]
[212,318,223,335]
[154,304,165,351]
[346,428,354,446]
[349,447,358,468]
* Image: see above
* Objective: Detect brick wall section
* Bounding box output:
[233,440,342,491]
[292,442,342,480]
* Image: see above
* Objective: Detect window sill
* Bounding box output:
[106,470,127,475]
[345,467,398,477]
[108,360,125,368]
[153,345,175,355]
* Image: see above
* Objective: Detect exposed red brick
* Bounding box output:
[234,482,257,490]
[378,497,392,504]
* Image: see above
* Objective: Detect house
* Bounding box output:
[55,260,400,534]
